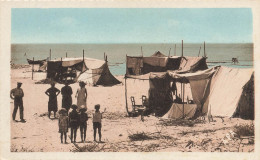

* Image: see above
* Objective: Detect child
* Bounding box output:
[79,107,88,143]
[58,108,69,144]
[75,82,87,111]
[93,104,104,142]
[69,104,79,143]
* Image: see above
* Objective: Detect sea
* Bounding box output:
[11,43,253,75]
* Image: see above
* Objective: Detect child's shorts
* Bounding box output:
[93,122,101,130]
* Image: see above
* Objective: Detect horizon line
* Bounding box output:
[11,42,254,45]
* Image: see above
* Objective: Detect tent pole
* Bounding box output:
[125,76,129,115]
[174,44,176,56]
[83,49,84,60]
[61,57,63,82]
[125,54,130,115]
[182,40,184,57]
[180,82,182,118]
[50,49,51,60]
[183,83,185,119]
[66,52,67,58]
[141,46,143,57]
[204,41,206,57]
[198,46,201,57]
[32,57,34,80]
[126,54,128,75]
[104,52,105,61]
[168,48,171,57]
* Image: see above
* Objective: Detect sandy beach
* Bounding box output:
[10,66,254,152]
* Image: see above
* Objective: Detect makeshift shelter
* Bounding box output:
[150,67,216,117]
[27,58,47,71]
[124,50,209,116]
[126,53,208,75]
[46,57,121,86]
[150,66,254,120]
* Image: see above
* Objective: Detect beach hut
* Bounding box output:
[151,66,254,120]
[46,57,121,86]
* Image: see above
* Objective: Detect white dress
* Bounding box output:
[77,87,87,110]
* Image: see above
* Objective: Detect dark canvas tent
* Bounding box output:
[150,66,254,119]
[46,57,121,86]
[126,53,208,75]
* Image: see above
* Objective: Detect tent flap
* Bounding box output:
[163,103,197,119]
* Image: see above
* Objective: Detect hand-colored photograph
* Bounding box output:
[10,8,254,152]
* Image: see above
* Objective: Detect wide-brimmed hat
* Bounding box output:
[58,108,67,114]
[71,104,78,110]
[79,108,87,112]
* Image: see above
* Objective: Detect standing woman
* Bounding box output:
[75,81,87,111]
[45,82,60,118]
[61,81,73,113]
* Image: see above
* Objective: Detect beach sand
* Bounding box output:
[10,66,254,152]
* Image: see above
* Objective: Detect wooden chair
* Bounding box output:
[141,95,148,107]
[130,96,147,120]
[130,96,143,113]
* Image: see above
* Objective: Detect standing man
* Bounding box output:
[10,82,25,122]
[61,81,73,112]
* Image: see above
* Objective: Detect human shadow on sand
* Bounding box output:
[13,119,26,123]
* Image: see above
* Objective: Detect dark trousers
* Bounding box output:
[12,99,24,120]
[70,128,77,142]
[80,124,87,141]
[60,132,67,143]
[93,122,101,141]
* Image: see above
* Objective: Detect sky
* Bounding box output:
[11,8,253,44]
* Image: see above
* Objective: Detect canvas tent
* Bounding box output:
[151,51,167,57]
[46,57,121,86]
[150,66,254,120]
[149,67,216,117]
[202,66,254,119]
[124,51,209,115]
[126,52,208,75]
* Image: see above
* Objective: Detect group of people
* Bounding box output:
[58,104,103,143]
[45,81,87,118]
[10,81,104,143]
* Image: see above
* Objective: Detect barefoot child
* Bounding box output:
[92,104,105,142]
[79,107,88,143]
[58,108,69,143]
[69,104,79,143]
